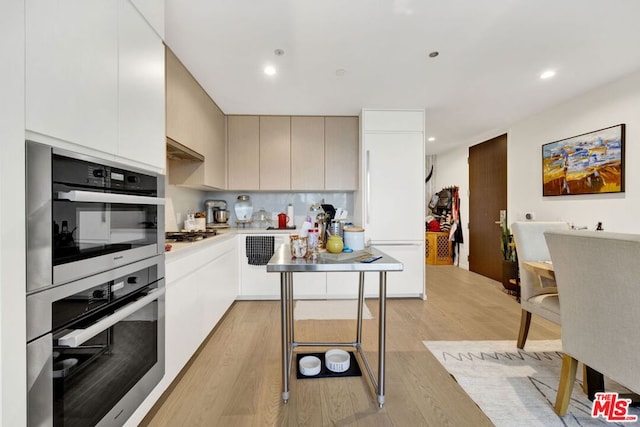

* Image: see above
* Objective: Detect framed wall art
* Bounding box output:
[542,124,625,196]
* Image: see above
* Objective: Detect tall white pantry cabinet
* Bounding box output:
[359,109,426,299]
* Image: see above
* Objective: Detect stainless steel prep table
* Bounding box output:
[266,245,403,407]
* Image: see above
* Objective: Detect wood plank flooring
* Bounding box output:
[143,266,560,426]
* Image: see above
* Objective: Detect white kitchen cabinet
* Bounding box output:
[326,272,378,298]
[26,0,165,170]
[359,109,425,298]
[117,0,165,170]
[26,0,118,155]
[164,238,238,381]
[238,234,327,299]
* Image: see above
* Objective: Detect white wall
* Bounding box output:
[508,70,640,232]
[435,69,640,274]
[0,0,27,425]
[432,146,469,269]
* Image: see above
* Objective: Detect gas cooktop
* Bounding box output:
[165,230,217,242]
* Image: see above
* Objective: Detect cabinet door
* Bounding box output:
[201,96,226,188]
[260,116,291,190]
[325,117,359,190]
[362,109,424,132]
[118,0,165,169]
[199,247,238,336]
[291,116,324,190]
[165,272,204,380]
[26,0,118,154]
[364,132,424,241]
[165,48,203,155]
[228,116,260,190]
[238,235,286,298]
[371,244,425,297]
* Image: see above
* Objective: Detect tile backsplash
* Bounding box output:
[165,182,355,231]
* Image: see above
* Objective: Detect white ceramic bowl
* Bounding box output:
[325,349,350,373]
[299,355,321,376]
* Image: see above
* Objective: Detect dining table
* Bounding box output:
[266,245,403,408]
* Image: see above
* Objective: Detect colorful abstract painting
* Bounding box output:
[542,124,625,196]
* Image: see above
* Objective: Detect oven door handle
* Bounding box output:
[57,288,165,348]
[57,190,165,205]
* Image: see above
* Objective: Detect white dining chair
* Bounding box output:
[511,221,568,349]
[545,230,640,416]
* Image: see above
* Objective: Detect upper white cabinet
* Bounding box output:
[362,110,424,132]
[26,0,119,155]
[117,0,165,170]
[26,0,165,171]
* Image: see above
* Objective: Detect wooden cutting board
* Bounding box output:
[318,249,372,262]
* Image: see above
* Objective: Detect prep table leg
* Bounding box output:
[280,272,290,403]
[356,272,365,344]
[287,272,294,346]
[377,272,387,408]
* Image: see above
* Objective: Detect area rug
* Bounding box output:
[294,300,373,320]
[423,340,639,426]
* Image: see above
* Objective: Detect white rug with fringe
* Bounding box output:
[294,300,373,320]
[423,340,639,426]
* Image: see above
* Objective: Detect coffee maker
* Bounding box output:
[204,200,229,227]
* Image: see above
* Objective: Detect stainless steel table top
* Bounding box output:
[266,245,403,273]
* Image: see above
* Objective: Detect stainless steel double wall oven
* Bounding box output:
[26,141,166,426]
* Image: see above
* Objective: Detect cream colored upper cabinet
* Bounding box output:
[117,0,165,170]
[26,0,118,155]
[325,116,358,190]
[228,116,260,190]
[259,116,291,190]
[166,48,204,156]
[201,97,226,189]
[291,116,325,190]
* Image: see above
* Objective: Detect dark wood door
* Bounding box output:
[469,134,507,282]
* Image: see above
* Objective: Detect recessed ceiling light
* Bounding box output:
[427,137,436,142]
[428,51,439,58]
[274,49,285,56]
[264,66,276,76]
[540,70,556,80]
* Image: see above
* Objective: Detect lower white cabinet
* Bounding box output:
[164,238,238,381]
[369,243,425,298]
[238,234,326,299]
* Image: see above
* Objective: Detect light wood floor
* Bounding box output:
[143,266,560,426]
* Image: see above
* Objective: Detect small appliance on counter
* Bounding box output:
[205,199,230,228]
[234,195,253,228]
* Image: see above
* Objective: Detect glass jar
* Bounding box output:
[326,234,344,254]
[234,195,253,221]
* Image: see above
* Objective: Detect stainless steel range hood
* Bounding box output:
[166,137,204,162]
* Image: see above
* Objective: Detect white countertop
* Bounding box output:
[164,227,297,259]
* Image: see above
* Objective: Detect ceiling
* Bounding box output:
[164,0,640,154]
